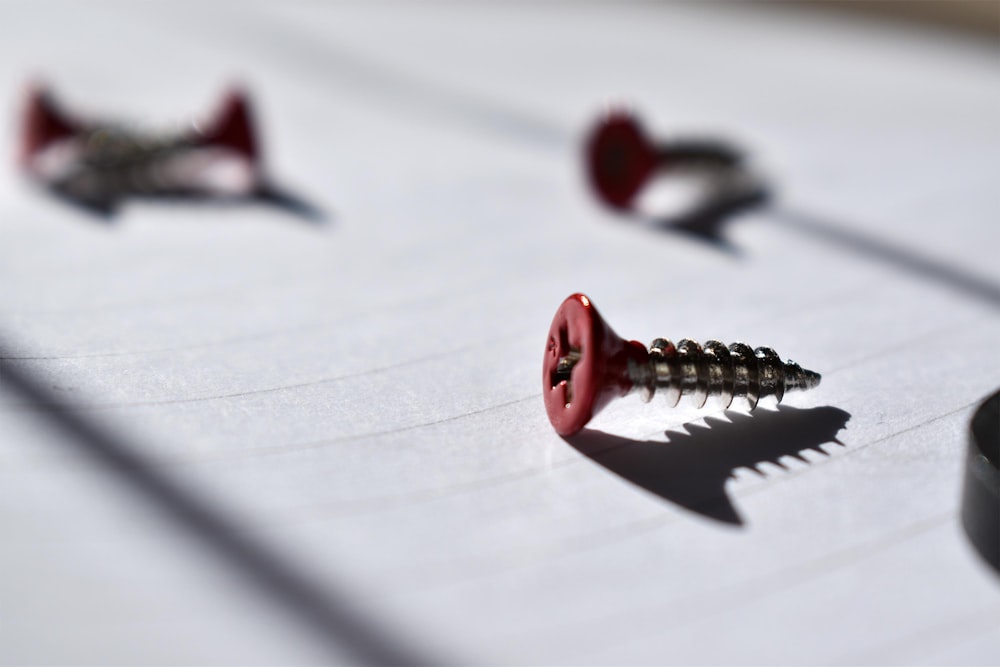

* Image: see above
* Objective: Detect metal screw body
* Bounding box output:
[629,338,820,409]
[543,294,821,436]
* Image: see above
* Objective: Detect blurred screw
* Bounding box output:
[584,108,744,211]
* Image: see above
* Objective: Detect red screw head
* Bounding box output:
[19,83,80,170]
[543,293,649,436]
[199,88,260,165]
[584,109,657,211]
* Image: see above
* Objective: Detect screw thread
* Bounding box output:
[631,338,820,410]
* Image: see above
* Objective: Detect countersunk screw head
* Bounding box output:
[584,109,657,211]
[543,293,651,436]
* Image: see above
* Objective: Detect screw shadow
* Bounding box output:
[772,208,1000,309]
[643,182,772,255]
[564,405,850,526]
[640,200,1000,311]
[46,180,328,226]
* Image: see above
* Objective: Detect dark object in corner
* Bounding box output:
[962,389,1000,574]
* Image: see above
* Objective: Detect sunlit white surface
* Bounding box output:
[1,2,998,664]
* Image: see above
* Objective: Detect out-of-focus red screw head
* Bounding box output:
[584,109,657,210]
[543,293,649,437]
[19,83,80,170]
[200,88,260,164]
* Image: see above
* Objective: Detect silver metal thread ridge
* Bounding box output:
[633,339,821,410]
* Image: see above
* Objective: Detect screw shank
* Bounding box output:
[636,339,820,410]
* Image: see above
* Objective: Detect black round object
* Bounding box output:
[962,389,1000,573]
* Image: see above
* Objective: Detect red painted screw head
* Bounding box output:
[584,109,657,211]
[543,293,650,437]
[19,83,80,170]
[199,88,260,164]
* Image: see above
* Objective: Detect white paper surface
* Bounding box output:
[1,2,999,664]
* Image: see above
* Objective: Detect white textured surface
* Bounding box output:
[1,2,998,664]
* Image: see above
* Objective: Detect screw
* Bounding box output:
[584,108,745,211]
[18,84,264,210]
[543,293,821,436]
